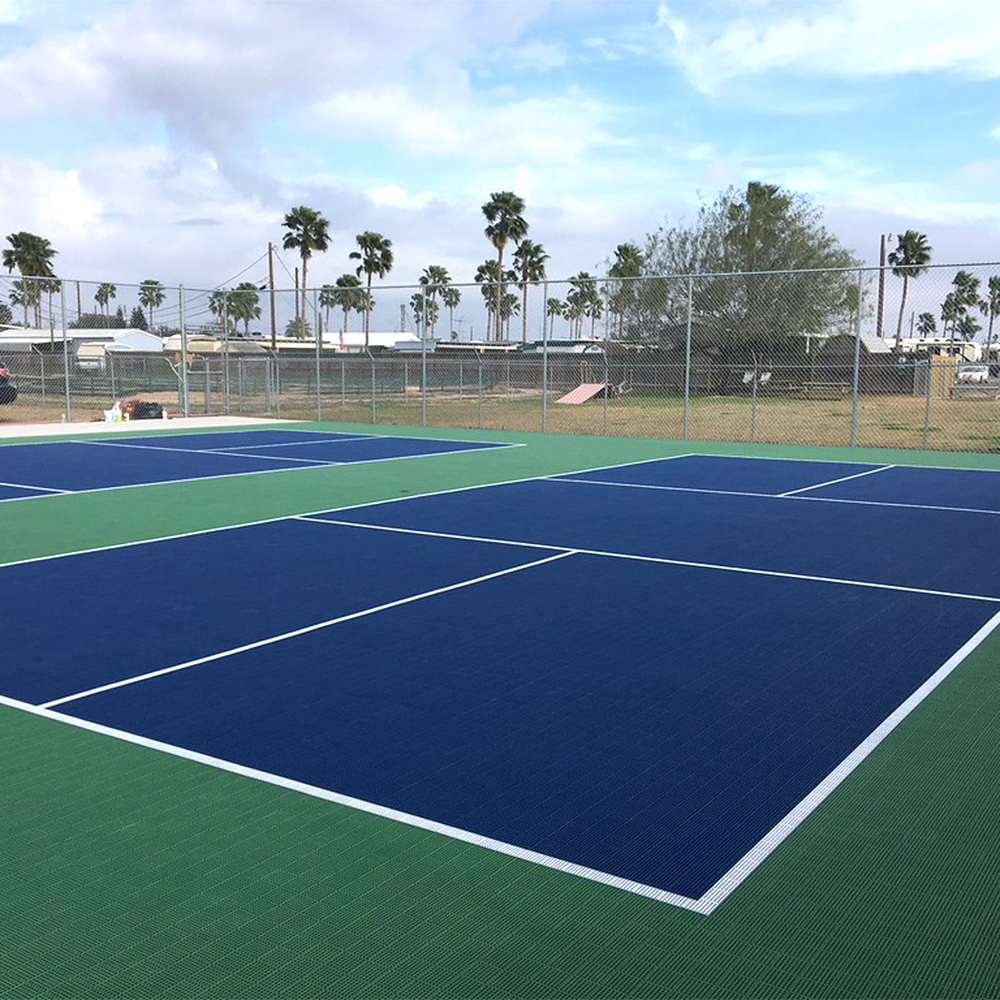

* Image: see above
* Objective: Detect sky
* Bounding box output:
[2,0,1000,307]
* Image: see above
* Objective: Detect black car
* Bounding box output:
[0,359,17,404]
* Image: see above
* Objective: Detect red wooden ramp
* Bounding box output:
[556,383,607,405]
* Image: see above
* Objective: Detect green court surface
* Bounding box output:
[3,422,1000,999]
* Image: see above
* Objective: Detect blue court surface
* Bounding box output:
[0,429,512,501]
[4,453,1000,912]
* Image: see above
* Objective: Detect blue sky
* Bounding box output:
[1,0,999,296]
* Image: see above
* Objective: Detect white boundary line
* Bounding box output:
[212,435,376,451]
[297,517,1000,603]
[0,441,527,506]
[75,439,340,466]
[0,453,695,567]
[697,606,1000,911]
[0,693,708,913]
[694,451,1000,475]
[777,464,895,497]
[40,550,576,709]
[547,476,1000,517]
[0,480,71,495]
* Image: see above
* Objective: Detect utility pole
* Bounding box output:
[268,242,277,351]
[294,267,300,338]
[876,233,893,339]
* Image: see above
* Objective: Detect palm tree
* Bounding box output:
[40,278,60,345]
[0,302,11,327]
[229,282,261,336]
[482,191,528,341]
[607,243,644,337]
[3,232,56,327]
[208,289,232,337]
[887,230,932,350]
[94,283,117,327]
[512,240,548,343]
[983,276,1000,368]
[568,272,601,338]
[419,265,450,338]
[475,260,515,341]
[138,279,166,330]
[330,273,366,340]
[318,284,337,333]
[349,231,393,350]
[410,291,440,334]
[947,271,981,351]
[440,285,461,340]
[545,298,564,339]
[916,312,937,337]
[282,206,331,340]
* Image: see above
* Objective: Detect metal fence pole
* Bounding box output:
[922,357,933,450]
[60,283,71,422]
[849,268,863,447]
[683,276,693,440]
[274,357,281,417]
[542,280,549,433]
[421,290,428,427]
[222,297,231,415]
[751,356,758,442]
[478,350,484,429]
[109,350,116,400]
[370,351,377,424]
[314,289,322,422]
[603,303,610,436]
[179,285,190,416]
[39,352,45,404]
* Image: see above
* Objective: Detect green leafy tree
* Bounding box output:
[349,232,394,349]
[318,284,337,333]
[129,306,148,331]
[229,282,261,335]
[284,316,312,339]
[208,290,232,336]
[475,260,516,340]
[40,278,61,345]
[916,312,937,337]
[94,283,117,327]
[440,285,462,340]
[512,240,548,343]
[410,291,440,334]
[482,191,528,341]
[567,272,602,338]
[642,182,858,349]
[0,302,11,326]
[982,276,1000,365]
[419,265,450,338]
[282,206,331,340]
[887,230,932,350]
[946,271,981,350]
[138,279,166,330]
[329,274,367,338]
[606,242,644,337]
[545,297,564,339]
[3,232,56,327]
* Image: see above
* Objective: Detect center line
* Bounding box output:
[777,465,895,497]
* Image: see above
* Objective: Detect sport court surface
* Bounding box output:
[4,448,999,919]
[0,428,512,501]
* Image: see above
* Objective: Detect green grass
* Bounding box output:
[3,421,1000,998]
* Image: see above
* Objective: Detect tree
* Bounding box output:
[229,282,261,335]
[138,279,165,330]
[642,182,858,350]
[40,278,60,345]
[329,274,367,339]
[284,316,312,339]
[440,285,461,340]
[887,230,932,351]
[946,271,981,350]
[607,242,644,337]
[9,280,40,329]
[916,312,937,337]
[512,240,548,343]
[983,276,1000,366]
[410,291,439,334]
[349,231,393,350]
[318,284,337,333]
[567,272,602,339]
[94,283,117,327]
[4,232,56,327]
[545,298,564,339]
[282,205,330,340]
[482,191,528,341]
[475,259,515,340]
[129,306,148,330]
[419,265,450,338]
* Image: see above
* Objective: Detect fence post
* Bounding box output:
[264,356,272,415]
[109,350,116,400]
[542,280,549,434]
[238,358,245,414]
[179,285,190,416]
[421,293,428,427]
[60,283,71,422]
[341,360,346,402]
[274,357,281,417]
[204,365,210,413]
[751,356,758,442]
[222,296,231,415]
[370,351,377,424]
[603,303,610,436]
[39,352,45,404]
[922,357,933,450]
[314,289,322,422]
[683,276,693,440]
[849,268,862,447]
[478,350,484,430]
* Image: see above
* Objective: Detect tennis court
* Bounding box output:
[4,450,998,918]
[0,428,514,501]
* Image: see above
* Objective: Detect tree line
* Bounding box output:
[5,183,999,354]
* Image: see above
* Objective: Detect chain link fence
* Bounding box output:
[1,264,998,452]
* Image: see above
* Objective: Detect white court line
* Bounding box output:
[0,693,708,914]
[777,464,895,497]
[212,435,376,451]
[40,550,575,709]
[547,476,1000,517]
[297,516,1000,604]
[0,480,71,495]
[698,606,1000,911]
[693,451,1000,475]
[76,439,338,466]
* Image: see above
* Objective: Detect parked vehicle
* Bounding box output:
[0,359,17,405]
[956,364,989,384]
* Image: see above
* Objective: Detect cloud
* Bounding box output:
[655,0,1000,95]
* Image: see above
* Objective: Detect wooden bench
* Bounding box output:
[799,381,849,400]
[950,383,1000,400]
